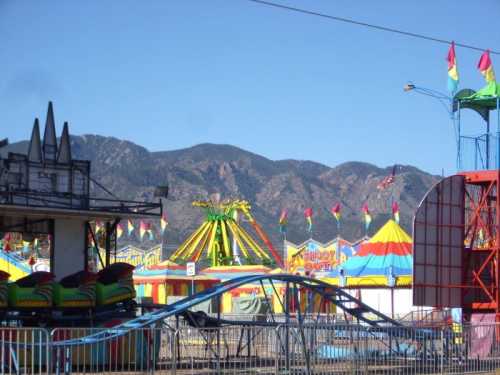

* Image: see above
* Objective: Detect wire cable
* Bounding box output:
[244,0,500,55]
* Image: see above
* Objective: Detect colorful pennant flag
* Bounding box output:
[278,209,288,233]
[160,212,168,234]
[139,221,148,241]
[88,234,95,248]
[116,223,124,239]
[447,41,459,93]
[95,220,103,233]
[478,50,496,83]
[127,220,134,236]
[392,201,400,224]
[330,203,341,229]
[304,207,313,233]
[362,203,372,232]
[139,221,155,241]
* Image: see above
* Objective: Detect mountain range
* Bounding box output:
[4,135,441,256]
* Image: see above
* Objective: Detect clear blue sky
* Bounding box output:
[1,0,499,175]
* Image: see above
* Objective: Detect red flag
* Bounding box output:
[362,203,372,231]
[392,202,400,224]
[331,203,341,222]
[478,50,496,83]
[304,208,313,232]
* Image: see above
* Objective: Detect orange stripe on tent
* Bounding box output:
[356,242,412,256]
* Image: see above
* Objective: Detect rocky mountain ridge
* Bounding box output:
[4,135,441,253]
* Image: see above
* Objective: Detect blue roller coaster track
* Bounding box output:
[52,274,427,347]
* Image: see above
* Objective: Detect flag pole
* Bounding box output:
[283,230,287,272]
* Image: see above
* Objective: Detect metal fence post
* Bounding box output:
[274,325,281,375]
[55,347,61,375]
[440,327,445,375]
[64,347,71,375]
[170,330,177,375]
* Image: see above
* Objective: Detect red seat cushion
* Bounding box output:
[98,263,135,285]
[60,270,98,288]
[15,271,54,287]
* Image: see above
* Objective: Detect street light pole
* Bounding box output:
[404,83,454,119]
[404,82,460,170]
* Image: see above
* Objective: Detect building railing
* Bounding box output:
[0,189,161,216]
[3,322,500,374]
[459,133,499,171]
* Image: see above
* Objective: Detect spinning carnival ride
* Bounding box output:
[170,199,283,267]
[2,93,493,369]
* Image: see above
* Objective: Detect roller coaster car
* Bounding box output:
[53,270,98,308]
[0,271,10,308]
[0,264,136,325]
[8,272,54,308]
[96,263,136,306]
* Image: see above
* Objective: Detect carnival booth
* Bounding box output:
[283,238,358,315]
[133,260,219,307]
[284,237,357,277]
[328,219,414,318]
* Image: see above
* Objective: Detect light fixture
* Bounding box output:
[403,83,415,92]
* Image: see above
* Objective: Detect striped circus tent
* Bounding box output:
[133,260,219,304]
[339,219,412,286]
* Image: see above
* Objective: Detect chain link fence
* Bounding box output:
[3,322,500,374]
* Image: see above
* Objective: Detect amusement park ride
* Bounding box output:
[0,102,163,325]
[0,102,407,335]
[413,83,500,321]
[170,198,283,267]
[0,83,498,352]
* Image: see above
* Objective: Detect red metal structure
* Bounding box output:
[412,83,500,321]
[461,170,500,317]
[413,171,500,321]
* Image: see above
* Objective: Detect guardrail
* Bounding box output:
[0,190,161,216]
[2,322,500,374]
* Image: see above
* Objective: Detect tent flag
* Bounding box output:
[392,201,400,224]
[304,207,313,233]
[362,203,372,232]
[331,203,341,229]
[160,212,168,234]
[95,220,103,233]
[139,221,148,241]
[88,234,95,248]
[116,223,124,239]
[279,209,288,233]
[478,50,496,83]
[127,219,134,236]
[447,41,459,94]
